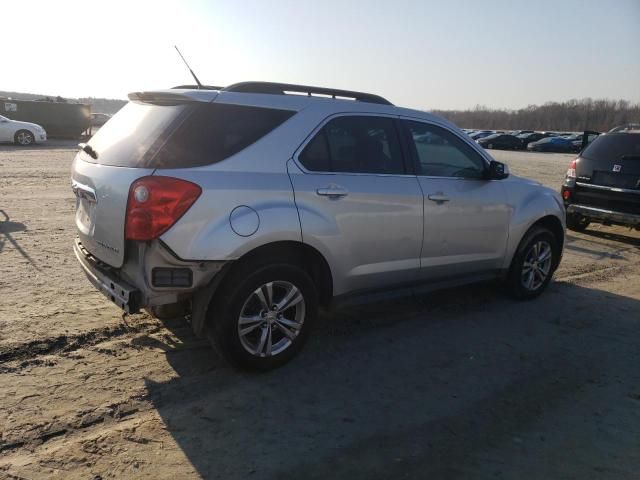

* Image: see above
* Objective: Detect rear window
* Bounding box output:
[86,101,295,168]
[581,134,640,161]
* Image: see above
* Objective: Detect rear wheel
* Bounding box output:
[507,226,559,300]
[566,213,590,232]
[14,129,35,146]
[206,261,317,371]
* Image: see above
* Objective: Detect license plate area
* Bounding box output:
[76,197,95,235]
[72,181,98,235]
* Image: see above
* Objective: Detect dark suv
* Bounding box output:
[561,125,640,231]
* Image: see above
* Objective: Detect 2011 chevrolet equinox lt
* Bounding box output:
[72,82,565,370]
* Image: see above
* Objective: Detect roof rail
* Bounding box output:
[171,85,223,90]
[609,123,640,133]
[223,81,393,105]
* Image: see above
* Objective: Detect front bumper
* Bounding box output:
[567,204,640,227]
[74,238,142,313]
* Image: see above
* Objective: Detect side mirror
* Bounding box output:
[487,160,509,180]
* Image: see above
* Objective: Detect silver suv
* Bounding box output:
[72,82,565,370]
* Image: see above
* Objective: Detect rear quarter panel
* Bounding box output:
[158,169,302,261]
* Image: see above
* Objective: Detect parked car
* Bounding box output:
[561,125,640,231]
[527,136,575,153]
[0,114,47,146]
[469,130,495,140]
[511,130,534,136]
[477,133,522,150]
[517,132,552,149]
[90,112,112,127]
[71,81,565,370]
[560,133,600,153]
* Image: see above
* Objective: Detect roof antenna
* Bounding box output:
[174,45,203,89]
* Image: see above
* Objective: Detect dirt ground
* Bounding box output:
[1,141,639,479]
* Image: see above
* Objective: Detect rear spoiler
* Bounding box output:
[128,90,217,105]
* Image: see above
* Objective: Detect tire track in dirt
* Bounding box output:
[0,395,150,455]
[0,318,161,367]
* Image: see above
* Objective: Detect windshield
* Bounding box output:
[581,133,640,161]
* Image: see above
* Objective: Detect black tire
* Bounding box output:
[506,225,560,300]
[566,213,590,232]
[206,261,317,371]
[14,129,35,146]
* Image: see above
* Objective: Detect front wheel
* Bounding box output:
[207,262,317,371]
[14,129,35,146]
[507,226,560,300]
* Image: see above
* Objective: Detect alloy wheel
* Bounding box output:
[521,240,553,291]
[17,131,34,145]
[237,280,306,357]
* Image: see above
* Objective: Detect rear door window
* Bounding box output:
[86,101,295,168]
[299,115,405,174]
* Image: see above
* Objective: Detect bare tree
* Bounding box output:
[432,98,640,132]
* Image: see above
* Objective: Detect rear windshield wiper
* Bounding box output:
[621,154,640,160]
[78,143,98,160]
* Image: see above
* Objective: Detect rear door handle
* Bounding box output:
[427,193,450,203]
[317,186,348,198]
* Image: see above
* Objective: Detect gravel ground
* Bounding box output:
[0,141,639,479]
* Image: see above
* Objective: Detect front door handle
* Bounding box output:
[317,186,348,198]
[427,193,450,203]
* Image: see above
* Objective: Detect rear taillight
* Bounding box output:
[566,159,577,179]
[125,176,201,241]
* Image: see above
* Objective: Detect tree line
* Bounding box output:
[431,98,640,132]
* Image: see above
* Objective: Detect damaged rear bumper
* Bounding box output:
[74,238,227,314]
[74,239,142,313]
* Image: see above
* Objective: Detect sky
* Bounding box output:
[2,0,639,110]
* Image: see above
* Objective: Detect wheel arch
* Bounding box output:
[190,240,333,337]
[228,240,334,307]
[507,214,565,274]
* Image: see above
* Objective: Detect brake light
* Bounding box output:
[125,176,201,241]
[566,159,577,179]
[562,189,571,200]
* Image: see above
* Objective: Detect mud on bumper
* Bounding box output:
[73,239,142,313]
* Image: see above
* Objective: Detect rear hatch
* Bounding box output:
[71,91,216,267]
[574,132,640,215]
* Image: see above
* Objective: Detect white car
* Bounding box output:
[0,115,47,146]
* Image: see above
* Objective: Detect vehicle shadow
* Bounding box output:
[143,280,640,479]
[0,210,39,270]
[580,227,640,248]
